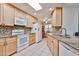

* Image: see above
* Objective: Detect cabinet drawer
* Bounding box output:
[6,37,17,43]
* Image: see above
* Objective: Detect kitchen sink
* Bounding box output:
[59,34,71,38]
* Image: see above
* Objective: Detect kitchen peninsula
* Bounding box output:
[45,33,79,56]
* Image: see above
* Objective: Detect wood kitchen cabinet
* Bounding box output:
[0,4,15,26]
[26,17,33,28]
[0,4,1,25]
[0,36,17,56]
[0,4,4,25]
[51,7,62,31]
[52,7,62,26]
[15,9,27,26]
[15,9,26,19]
[0,38,6,56]
[26,14,37,26]
[46,35,59,56]
[26,15,33,27]
[5,36,17,56]
[29,33,36,45]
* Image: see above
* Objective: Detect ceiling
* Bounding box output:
[12,3,79,20]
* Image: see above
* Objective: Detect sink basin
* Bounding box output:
[59,34,71,38]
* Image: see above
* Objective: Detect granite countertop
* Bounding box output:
[47,33,79,51]
[0,35,17,38]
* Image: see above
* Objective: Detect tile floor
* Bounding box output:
[13,40,52,56]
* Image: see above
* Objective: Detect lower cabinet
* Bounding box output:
[0,38,6,56]
[46,35,59,56]
[29,33,36,45]
[0,45,5,56]
[6,42,17,56]
[59,41,79,56]
[46,35,79,56]
[0,36,17,56]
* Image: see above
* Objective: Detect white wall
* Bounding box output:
[63,7,79,36]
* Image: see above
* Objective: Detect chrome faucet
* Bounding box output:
[60,28,67,36]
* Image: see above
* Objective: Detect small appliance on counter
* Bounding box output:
[75,32,79,36]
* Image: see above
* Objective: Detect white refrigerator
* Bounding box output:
[31,23,42,43]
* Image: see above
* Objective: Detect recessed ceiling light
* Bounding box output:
[45,21,48,24]
[28,3,42,11]
[49,8,53,11]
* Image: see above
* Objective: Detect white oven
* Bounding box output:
[12,30,28,52]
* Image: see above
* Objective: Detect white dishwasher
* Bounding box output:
[59,41,79,56]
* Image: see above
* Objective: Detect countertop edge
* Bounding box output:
[47,33,79,52]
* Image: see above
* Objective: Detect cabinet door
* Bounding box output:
[0,4,1,25]
[6,42,17,56]
[0,45,5,56]
[52,10,57,26]
[29,34,35,45]
[0,38,6,56]
[15,9,26,19]
[0,4,4,25]
[53,39,59,56]
[56,8,62,26]
[3,4,15,26]
[52,7,62,27]
[5,37,17,56]
[50,40,54,55]
[28,19,33,27]
[47,35,59,56]
[26,15,33,27]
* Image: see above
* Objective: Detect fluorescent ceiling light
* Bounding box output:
[28,3,42,11]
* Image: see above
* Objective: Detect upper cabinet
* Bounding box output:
[51,7,62,26]
[0,3,38,27]
[0,4,4,25]
[26,15,33,27]
[15,9,27,26]
[15,9,26,19]
[2,4,15,26]
[51,7,62,31]
[0,4,1,25]
[26,14,37,27]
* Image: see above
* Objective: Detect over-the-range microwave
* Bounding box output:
[14,17,26,26]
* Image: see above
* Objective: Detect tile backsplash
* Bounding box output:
[0,26,31,36]
[0,27,12,36]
